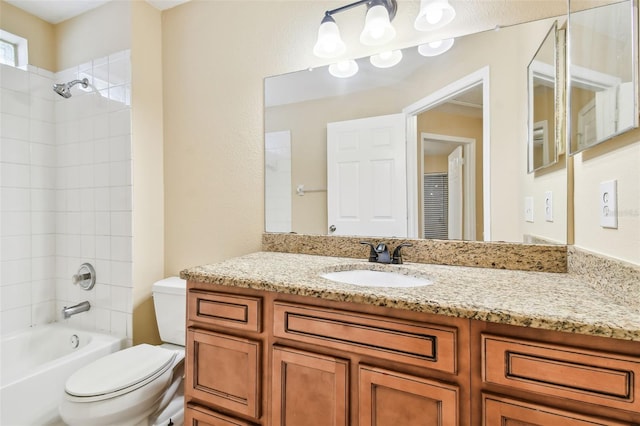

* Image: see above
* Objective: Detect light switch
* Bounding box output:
[544,191,553,222]
[525,196,534,223]
[600,180,618,229]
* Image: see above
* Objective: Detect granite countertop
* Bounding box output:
[181,252,640,342]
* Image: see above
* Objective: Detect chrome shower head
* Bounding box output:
[52,78,89,98]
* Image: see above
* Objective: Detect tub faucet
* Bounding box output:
[62,301,91,319]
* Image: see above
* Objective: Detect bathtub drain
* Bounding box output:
[70,334,79,348]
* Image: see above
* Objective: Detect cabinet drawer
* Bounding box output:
[186,329,261,419]
[185,404,257,426]
[189,290,261,332]
[483,394,628,426]
[482,334,640,412]
[274,302,458,373]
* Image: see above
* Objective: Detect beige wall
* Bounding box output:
[55,0,131,71]
[131,1,164,345]
[0,0,55,71]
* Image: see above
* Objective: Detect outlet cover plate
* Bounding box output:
[525,196,534,223]
[600,180,618,228]
[544,191,553,222]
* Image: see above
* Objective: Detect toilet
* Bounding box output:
[59,277,187,426]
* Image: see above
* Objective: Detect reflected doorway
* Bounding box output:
[404,68,488,241]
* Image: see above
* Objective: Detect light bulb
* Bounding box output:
[329,60,359,78]
[370,50,403,68]
[313,16,346,58]
[360,4,396,46]
[428,40,443,49]
[426,7,443,24]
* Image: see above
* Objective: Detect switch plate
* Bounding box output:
[600,180,618,228]
[544,191,553,222]
[525,196,534,223]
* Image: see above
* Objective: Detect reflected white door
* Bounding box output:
[327,113,407,237]
[447,146,463,240]
[265,131,291,233]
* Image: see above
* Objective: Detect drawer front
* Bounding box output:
[189,290,261,332]
[186,329,261,419]
[274,302,457,373]
[482,334,640,412]
[483,394,629,426]
[185,404,257,426]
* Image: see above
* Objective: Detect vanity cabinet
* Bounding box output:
[185,282,470,426]
[184,281,640,426]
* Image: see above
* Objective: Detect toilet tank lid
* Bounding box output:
[153,277,186,295]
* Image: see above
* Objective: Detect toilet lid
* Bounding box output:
[65,344,177,397]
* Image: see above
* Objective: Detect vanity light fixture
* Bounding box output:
[313,0,398,58]
[370,49,403,68]
[414,0,456,31]
[329,59,360,78]
[417,38,455,56]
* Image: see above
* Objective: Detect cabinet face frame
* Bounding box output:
[271,346,349,426]
[185,403,257,426]
[189,290,262,332]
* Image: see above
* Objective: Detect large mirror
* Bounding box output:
[265,13,571,244]
[569,0,639,153]
[528,22,562,173]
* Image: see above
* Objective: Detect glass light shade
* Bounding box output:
[414,0,456,31]
[370,50,403,68]
[313,16,346,58]
[418,38,454,56]
[329,59,359,78]
[360,4,396,46]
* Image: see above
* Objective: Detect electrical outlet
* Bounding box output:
[525,196,534,223]
[544,191,553,222]
[600,180,618,229]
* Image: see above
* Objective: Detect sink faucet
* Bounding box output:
[62,301,91,319]
[361,242,413,264]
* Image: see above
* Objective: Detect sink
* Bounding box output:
[320,270,432,288]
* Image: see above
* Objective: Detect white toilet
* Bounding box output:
[59,277,187,426]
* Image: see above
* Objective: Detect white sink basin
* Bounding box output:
[320,270,432,288]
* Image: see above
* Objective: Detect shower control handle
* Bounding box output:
[72,263,96,291]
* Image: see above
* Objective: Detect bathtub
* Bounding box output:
[1,323,124,425]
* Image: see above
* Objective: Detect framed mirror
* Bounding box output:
[528,22,562,173]
[569,0,639,154]
[265,14,570,244]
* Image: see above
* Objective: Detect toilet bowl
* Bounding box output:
[59,277,186,426]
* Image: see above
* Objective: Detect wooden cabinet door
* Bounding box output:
[186,329,261,419]
[185,404,256,426]
[359,365,459,426]
[271,346,349,426]
[483,395,628,426]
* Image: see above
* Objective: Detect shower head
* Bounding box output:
[53,78,89,98]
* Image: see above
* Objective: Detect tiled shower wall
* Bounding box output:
[0,50,133,339]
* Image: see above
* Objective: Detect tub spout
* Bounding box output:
[62,301,91,319]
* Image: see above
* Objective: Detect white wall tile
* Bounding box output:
[108,135,131,162]
[1,282,31,310]
[93,138,109,163]
[1,259,31,286]
[95,235,110,259]
[95,307,110,332]
[31,211,55,234]
[109,109,131,137]
[110,211,131,237]
[1,138,30,164]
[1,235,31,261]
[94,259,111,284]
[94,163,110,187]
[2,212,31,236]
[95,212,110,236]
[1,65,29,91]
[32,301,55,326]
[31,256,55,281]
[110,310,127,337]
[30,73,54,101]
[1,113,29,140]
[80,212,95,235]
[94,188,110,211]
[30,166,55,189]
[30,120,55,145]
[1,188,30,211]
[31,279,55,304]
[31,189,55,211]
[109,160,131,187]
[110,186,131,211]
[30,143,56,167]
[110,261,132,287]
[30,97,54,123]
[2,163,30,187]
[110,236,131,262]
[1,89,29,116]
[32,234,55,257]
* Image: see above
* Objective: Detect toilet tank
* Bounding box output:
[152,277,186,346]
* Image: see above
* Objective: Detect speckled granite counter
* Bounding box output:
[181,251,640,342]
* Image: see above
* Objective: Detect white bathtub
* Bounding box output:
[1,324,124,425]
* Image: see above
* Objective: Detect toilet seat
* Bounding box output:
[59,345,185,426]
[65,344,177,402]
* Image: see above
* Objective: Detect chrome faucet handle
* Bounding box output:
[392,243,413,264]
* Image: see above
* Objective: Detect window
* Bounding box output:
[0,39,17,66]
[0,30,27,68]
